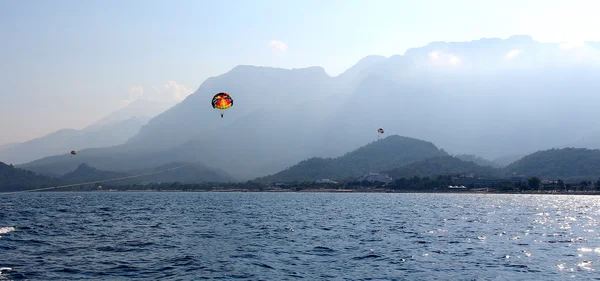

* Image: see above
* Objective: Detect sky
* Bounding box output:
[1,0,599,145]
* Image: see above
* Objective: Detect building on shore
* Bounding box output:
[452,177,507,186]
[315,179,338,184]
[359,173,393,184]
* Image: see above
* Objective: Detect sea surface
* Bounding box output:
[1,192,600,280]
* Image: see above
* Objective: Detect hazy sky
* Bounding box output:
[1,0,598,145]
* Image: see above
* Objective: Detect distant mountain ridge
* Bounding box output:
[0,99,171,165]
[61,163,130,184]
[492,154,524,167]
[0,117,149,165]
[505,148,600,182]
[86,99,173,130]
[385,155,499,179]
[6,143,600,191]
[131,162,235,183]
[0,161,60,192]
[387,147,600,183]
[60,162,234,185]
[17,35,600,180]
[454,154,500,168]
[256,135,447,182]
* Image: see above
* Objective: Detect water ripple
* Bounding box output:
[1,193,600,280]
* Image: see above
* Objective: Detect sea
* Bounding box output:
[1,192,599,280]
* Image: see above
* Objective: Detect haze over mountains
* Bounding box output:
[13,35,600,181]
[256,136,447,183]
[5,134,600,193]
[0,99,171,165]
[259,135,600,183]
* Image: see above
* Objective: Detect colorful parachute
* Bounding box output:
[70,150,77,156]
[212,92,233,118]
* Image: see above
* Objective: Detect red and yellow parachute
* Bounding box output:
[212,92,233,118]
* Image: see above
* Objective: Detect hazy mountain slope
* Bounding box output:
[127,66,340,151]
[493,154,524,167]
[127,162,234,183]
[256,135,447,182]
[162,94,349,179]
[0,143,17,152]
[18,144,186,177]
[19,95,344,180]
[0,117,149,165]
[20,65,348,179]
[0,161,61,192]
[61,163,130,184]
[327,36,600,160]
[385,155,499,179]
[454,154,499,168]
[86,99,172,130]
[18,35,600,180]
[505,148,600,181]
[0,99,171,165]
[335,55,388,90]
[58,161,233,184]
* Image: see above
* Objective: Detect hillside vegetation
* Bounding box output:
[505,148,600,182]
[257,135,447,182]
[0,161,61,192]
[386,155,500,179]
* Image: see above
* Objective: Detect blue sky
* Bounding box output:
[1,0,599,144]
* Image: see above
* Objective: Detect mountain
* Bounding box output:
[86,99,173,130]
[61,161,234,185]
[335,55,388,90]
[127,162,234,183]
[61,163,130,184]
[505,148,600,182]
[0,99,171,164]
[126,65,340,150]
[0,143,17,151]
[0,161,60,192]
[0,117,150,165]
[326,35,600,160]
[385,155,499,179]
[19,35,600,180]
[0,99,171,165]
[454,154,499,168]
[20,66,347,179]
[256,135,447,182]
[492,154,524,167]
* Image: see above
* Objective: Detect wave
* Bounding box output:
[0,227,15,238]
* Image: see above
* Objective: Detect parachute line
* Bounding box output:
[0,163,191,196]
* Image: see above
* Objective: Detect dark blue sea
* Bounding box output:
[1,192,599,280]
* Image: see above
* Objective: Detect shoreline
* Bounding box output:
[7,189,599,196]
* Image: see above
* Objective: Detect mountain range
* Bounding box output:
[0,99,171,165]
[0,160,235,192]
[0,161,61,192]
[454,154,504,168]
[59,162,233,185]
[5,134,600,193]
[384,155,499,180]
[259,135,600,183]
[256,135,447,183]
[12,35,600,181]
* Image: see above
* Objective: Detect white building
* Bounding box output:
[315,179,338,184]
[359,173,393,184]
